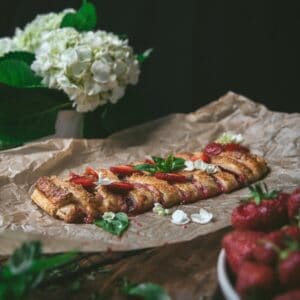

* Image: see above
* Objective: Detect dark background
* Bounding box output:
[0,0,299,134]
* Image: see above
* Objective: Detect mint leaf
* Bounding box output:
[0,135,23,151]
[137,48,153,63]
[60,0,97,32]
[95,212,129,236]
[134,164,157,174]
[0,59,42,88]
[135,155,186,174]
[0,51,35,65]
[0,241,77,300]
[122,280,170,300]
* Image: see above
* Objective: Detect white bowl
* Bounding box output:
[217,249,240,300]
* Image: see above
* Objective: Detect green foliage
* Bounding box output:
[0,59,42,88]
[60,0,97,32]
[122,279,171,300]
[137,48,153,63]
[0,51,35,65]
[94,212,129,236]
[0,86,70,150]
[241,183,280,205]
[0,241,77,300]
[135,155,186,174]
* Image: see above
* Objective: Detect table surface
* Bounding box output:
[1,228,229,300]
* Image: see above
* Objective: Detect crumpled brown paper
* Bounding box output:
[0,92,299,254]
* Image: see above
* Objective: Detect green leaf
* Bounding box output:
[6,241,42,277]
[0,59,42,88]
[60,0,97,32]
[244,183,280,205]
[122,280,170,300]
[0,51,35,65]
[0,86,71,150]
[0,241,77,300]
[95,212,129,236]
[134,164,157,174]
[135,155,186,174]
[137,48,153,63]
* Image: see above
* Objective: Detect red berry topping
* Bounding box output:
[236,261,276,297]
[204,143,224,156]
[190,152,211,163]
[279,251,300,289]
[69,173,96,188]
[224,143,249,153]
[288,188,300,223]
[154,172,188,183]
[231,192,289,231]
[252,231,284,265]
[274,289,300,300]
[222,230,265,274]
[84,166,99,181]
[106,182,134,193]
[110,165,137,176]
[281,225,300,241]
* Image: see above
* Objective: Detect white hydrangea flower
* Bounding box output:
[32,28,141,112]
[215,132,244,144]
[0,37,16,57]
[13,9,74,52]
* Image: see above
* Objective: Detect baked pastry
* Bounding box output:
[31,135,269,223]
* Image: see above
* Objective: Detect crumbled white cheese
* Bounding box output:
[184,160,219,174]
[215,132,244,144]
[191,208,213,224]
[153,203,170,216]
[97,171,114,186]
[171,210,190,225]
[184,160,194,171]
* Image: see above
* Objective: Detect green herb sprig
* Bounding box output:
[0,241,77,300]
[122,279,171,300]
[241,183,280,205]
[94,212,129,236]
[134,155,185,174]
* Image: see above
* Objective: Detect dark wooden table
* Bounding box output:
[1,229,229,300]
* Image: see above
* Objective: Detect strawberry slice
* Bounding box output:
[106,182,134,193]
[191,152,211,163]
[154,172,188,183]
[110,165,137,176]
[145,158,155,164]
[84,166,99,180]
[224,143,249,152]
[69,173,96,188]
[204,143,224,156]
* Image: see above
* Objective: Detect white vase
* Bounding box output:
[54,110,83,138]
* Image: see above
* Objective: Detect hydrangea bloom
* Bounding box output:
[13,9,74,52]
[32,28,140,112]
[0,37,16,57]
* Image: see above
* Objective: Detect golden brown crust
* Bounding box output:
[219,151,268,180]
[173,181,200,203]
[32,146,269,223]
[128,174,181,207]
[188,170,220,197]
[51,177,97,218]
[126,184,155,214]
[210,155,254,184]
[211,170,239,193]
[35,176,72,205]
[31,189,84,223]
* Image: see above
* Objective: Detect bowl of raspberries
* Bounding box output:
[218,184,300,300]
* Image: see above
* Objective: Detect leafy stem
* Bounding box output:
[134,155,185,174]
[241,183,280,205]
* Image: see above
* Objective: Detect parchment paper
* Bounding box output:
[0,92,299,254]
